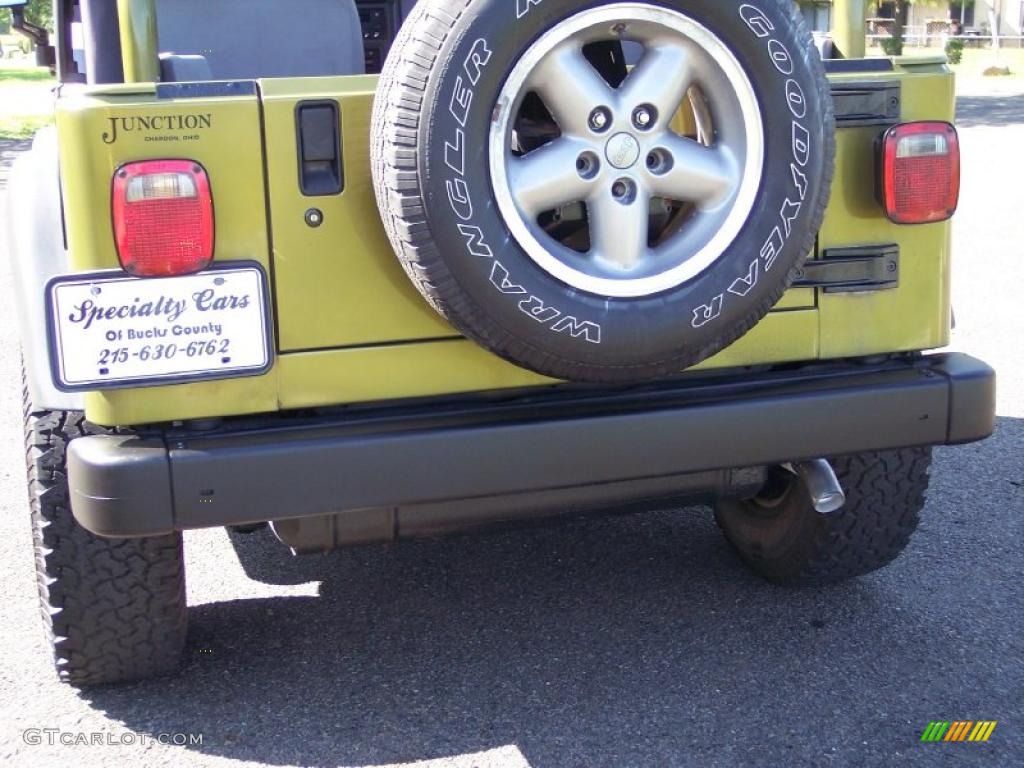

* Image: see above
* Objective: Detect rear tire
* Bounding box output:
[24,378,187,686]
[714,449,931,586]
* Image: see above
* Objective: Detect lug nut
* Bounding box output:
[611,179,636,204]
[589,107,611,132]
[645,148,673,175]
[576,151,600,180]
[633,105,656,130]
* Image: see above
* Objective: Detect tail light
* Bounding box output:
[878,122,960,225]
[112,160,214,276]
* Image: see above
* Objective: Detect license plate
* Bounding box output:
[47,265,272,391]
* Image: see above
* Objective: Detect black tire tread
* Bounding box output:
[715,449,932,586]
[23,374,187,686]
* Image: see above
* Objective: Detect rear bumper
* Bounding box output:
[68,353,996,539]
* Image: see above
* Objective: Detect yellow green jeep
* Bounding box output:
[4,0,995,685]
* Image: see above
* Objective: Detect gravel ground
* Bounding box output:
[0,89,1021,768]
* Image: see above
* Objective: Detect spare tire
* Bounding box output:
[372,0,834,383]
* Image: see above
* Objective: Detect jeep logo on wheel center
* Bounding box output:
[606,133,641,169]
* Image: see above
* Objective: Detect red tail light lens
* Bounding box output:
[112,160,214,276]
[879,122,960,225]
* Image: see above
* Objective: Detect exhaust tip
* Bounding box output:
[812,491,846,515]
[791,459,847,515]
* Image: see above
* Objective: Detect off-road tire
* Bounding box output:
[24,379,187,685]
[714,449,932,586]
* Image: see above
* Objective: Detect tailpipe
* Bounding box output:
[789,459,846,515]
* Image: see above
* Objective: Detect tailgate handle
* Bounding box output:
[296,101,343,196]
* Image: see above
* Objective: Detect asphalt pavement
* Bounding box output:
[0,90,1021,768]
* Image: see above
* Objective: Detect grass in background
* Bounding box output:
[0,113,51,139]
[0,65,54,140]
[0,67,53,82]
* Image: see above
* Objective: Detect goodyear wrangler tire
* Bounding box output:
[373,0,834,383]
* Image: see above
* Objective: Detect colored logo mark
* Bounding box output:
[921,721,997,742]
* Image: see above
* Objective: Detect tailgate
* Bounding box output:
[55,57,956,426]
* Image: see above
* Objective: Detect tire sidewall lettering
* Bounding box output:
[768,39,795,75]
[785,79,807,119]
[444,28,602,345]
[407,0,830,376]
[517,0,543,20]
[739,4,774,38]
[689,1,818,330]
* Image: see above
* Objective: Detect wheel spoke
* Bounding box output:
[509,138,594,216]
[529,43,616,135]
[618,44,692,131]
[588,188,651,272]
[647,134,737,209]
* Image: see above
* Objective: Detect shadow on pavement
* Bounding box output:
[957,92,1024,127]
[226,526,328,586]
[80,417,1023,767]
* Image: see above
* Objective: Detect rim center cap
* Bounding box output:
[605,133,641,170]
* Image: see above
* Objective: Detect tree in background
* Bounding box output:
[891,1,910,55]
[0,0,54,33]
[873,1,914,55]
[949,0,976,27]
[875,0,966,56]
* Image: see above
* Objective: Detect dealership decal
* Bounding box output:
[102,113,213,144]
[67,289,250,332]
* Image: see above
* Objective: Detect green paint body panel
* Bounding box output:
[260,77,456,351]
[819,61,955,358]
[53,61,956,427]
